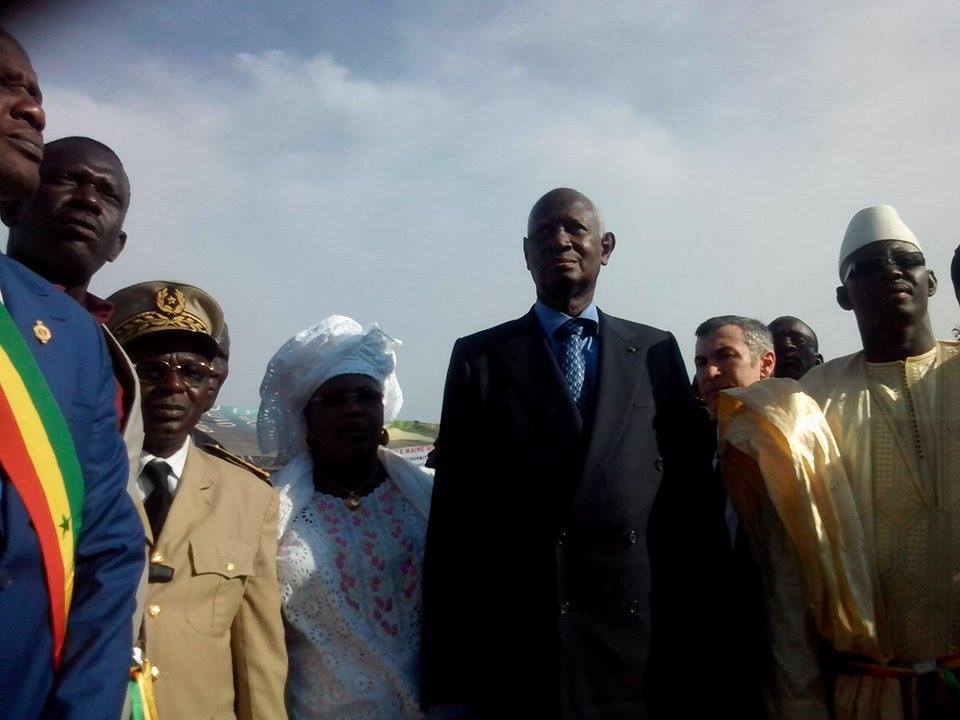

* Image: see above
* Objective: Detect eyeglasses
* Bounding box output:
[135,359,216,388]
[842,251,925,282]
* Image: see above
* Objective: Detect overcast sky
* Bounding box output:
[5,1,960,420]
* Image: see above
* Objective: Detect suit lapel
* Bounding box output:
[0,258,71,546]
[575,312,647,506]
[154,444,214,549]
[0,257,70,395]
[494,311,582,454]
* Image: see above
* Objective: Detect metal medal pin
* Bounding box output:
[33,320,52,344]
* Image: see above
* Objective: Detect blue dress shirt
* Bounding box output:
[533,300,600,405]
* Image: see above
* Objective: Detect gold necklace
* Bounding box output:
[315,464,383,510]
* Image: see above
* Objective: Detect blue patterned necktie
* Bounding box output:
[557,319,588,413]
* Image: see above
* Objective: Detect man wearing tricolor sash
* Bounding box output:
[2,135,151,718]
[720,205,960,719]
[0,28,145,720]
[3,135,148,593]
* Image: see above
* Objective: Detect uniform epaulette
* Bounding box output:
[200,443,272,484]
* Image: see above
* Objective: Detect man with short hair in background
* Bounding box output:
[2,134,149,718]
[694,316,775,417]
[768,315,823,380]
[3,133,146,530]
[189,321,270,477]
[721,205,960,719]
[693,315,774,720]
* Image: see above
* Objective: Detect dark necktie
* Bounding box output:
[143,460,174,540]
[557,319,588,413]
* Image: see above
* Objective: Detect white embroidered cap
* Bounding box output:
[257,315,403,463]
[839,205,922,280]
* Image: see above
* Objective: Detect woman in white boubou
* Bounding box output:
[258,316,432,720]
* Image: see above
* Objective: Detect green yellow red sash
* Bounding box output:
[0,304,84,667]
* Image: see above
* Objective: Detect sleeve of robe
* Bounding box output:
[754,477,831,720]
[719,377,903,720]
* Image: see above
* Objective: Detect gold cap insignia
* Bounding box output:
[106,281,223,353]
[155,288,186,316]
[33,320,52,344]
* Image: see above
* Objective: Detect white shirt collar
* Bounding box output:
[138,437,192,498]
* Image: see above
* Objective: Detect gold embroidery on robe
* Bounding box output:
[719,341,960,720]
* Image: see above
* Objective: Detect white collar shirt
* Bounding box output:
[137,437,191,501]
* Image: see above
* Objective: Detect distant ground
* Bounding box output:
[196,406,437,468]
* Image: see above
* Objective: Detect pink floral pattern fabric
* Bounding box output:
[279,479,427,719]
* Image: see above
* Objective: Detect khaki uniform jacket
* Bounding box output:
[141,443,288,720]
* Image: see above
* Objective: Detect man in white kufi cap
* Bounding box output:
[717,206,960,719]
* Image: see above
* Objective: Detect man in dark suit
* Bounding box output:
[693,316,776,720]
[0,28,144,719]
[422,188,698,719]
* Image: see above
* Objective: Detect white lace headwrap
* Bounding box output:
[257,315,403,464]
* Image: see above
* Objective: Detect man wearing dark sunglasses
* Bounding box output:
[107,281,287,720]
[718,205,960,720]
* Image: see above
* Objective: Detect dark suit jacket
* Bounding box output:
[0,254,145,720]
[697,414,766,720]
[422,308,698,720]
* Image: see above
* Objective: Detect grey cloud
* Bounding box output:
[21,1,960,419]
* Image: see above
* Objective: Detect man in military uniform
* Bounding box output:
[107,281,287,720]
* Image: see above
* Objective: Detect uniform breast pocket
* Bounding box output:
[187,539,259,637]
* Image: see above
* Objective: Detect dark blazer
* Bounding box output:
[422,308,698,720]
[698,416,767,720]
[0,254,145,720]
